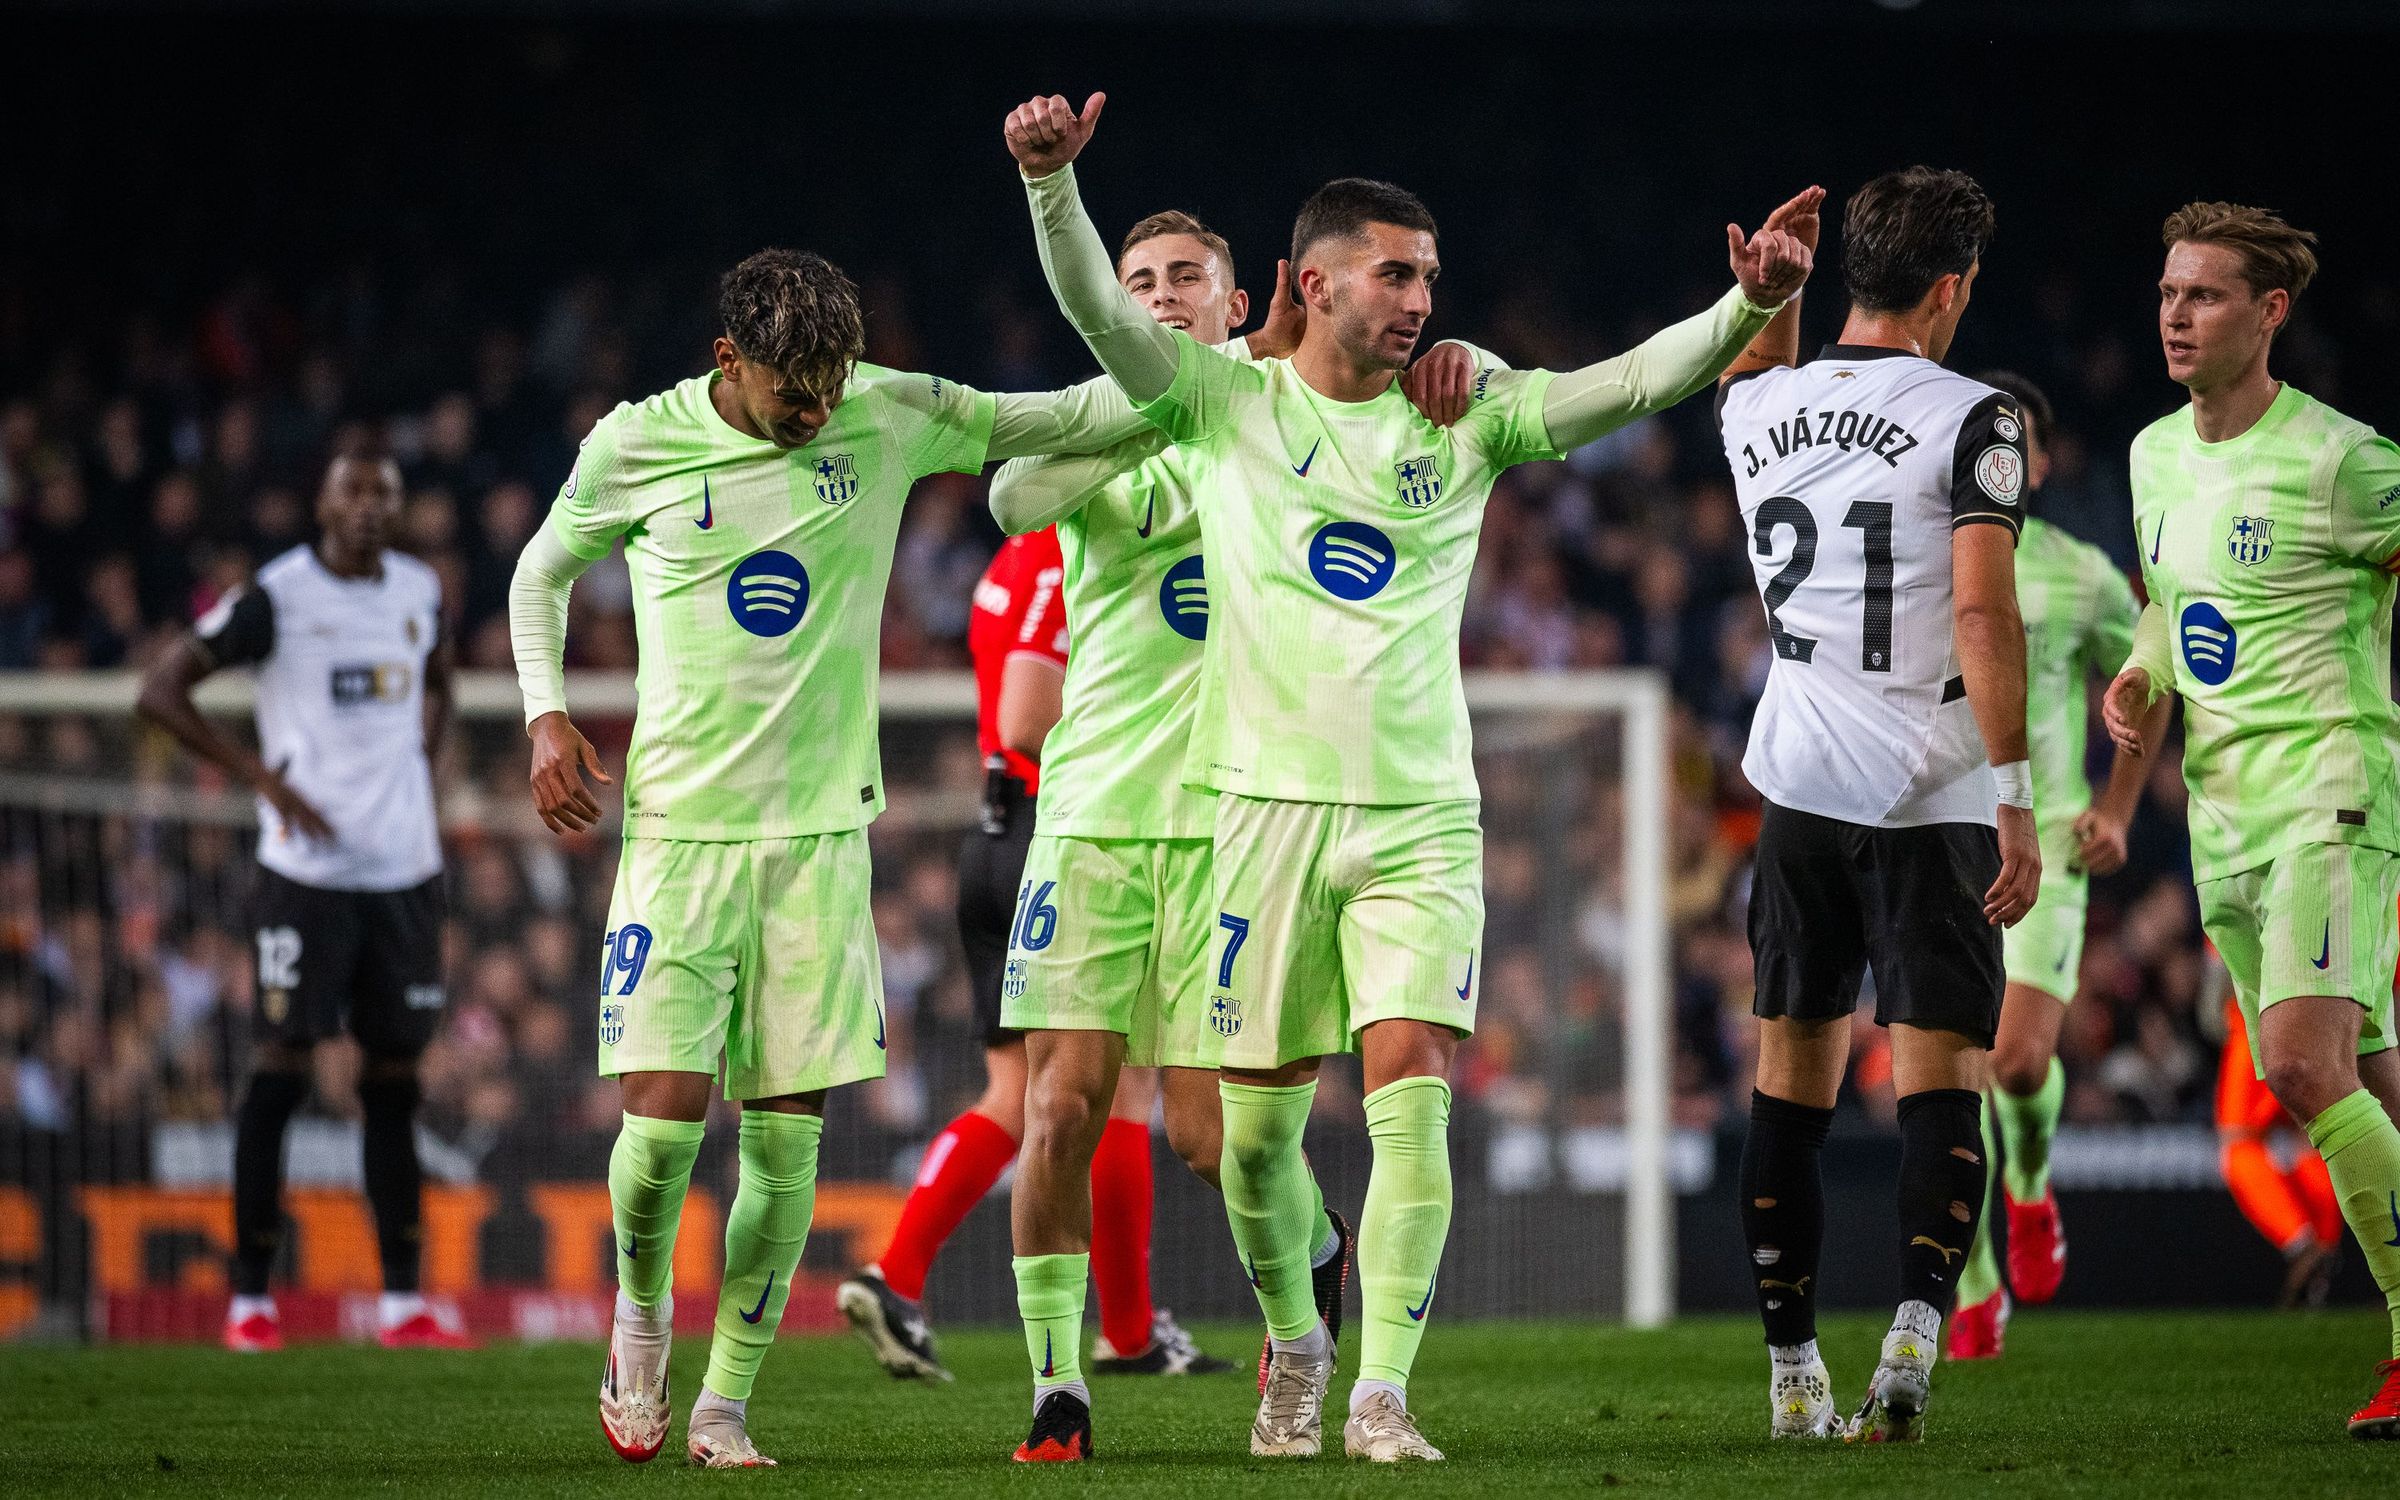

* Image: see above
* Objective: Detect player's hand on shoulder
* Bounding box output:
[1727,205,1814,306]
[1985,804,2042,927]
[2101,667,2154,756]
[1402,340,1480,428]
[528,710,614,836]
[1246,259,1306,361]
[1004,92,1105,178]
[2071,806,2130,877]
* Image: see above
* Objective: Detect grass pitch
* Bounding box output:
[1,1310,2390,1497]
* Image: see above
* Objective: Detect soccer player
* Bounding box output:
[985,211,1485,1461]
[837,523,1228,1383]
[1715,168,2039,1441]
[510,248,1149,1467]
[2101,202,2400,1439]
[136,442,460,1353]
[1947,371,2145,1361]
[1004,91,1809,1461]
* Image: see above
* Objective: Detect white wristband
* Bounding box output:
[1992,760,2033,811]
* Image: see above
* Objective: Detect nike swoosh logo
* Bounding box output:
[1039,1330,1055,1377]
[1135,487,1156,539]
[2385,1191,2399,1248]
[1455,952,1475,1002]
[1292,439,1320,478]
[621,1235,637,1260]
[739,1269,775,1324]
[696,475,713,530]
[2313,920,2331,970]
[2148,516,2162,564]
[1242,1253,1261,1288]
[1406,1275,1436,1321]
[2055,946,2072,973]
[873,999,886,1051]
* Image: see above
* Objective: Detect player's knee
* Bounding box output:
[2262,1050,2353,1122]
[1024,1079,1102,1161]
[1991,1044,2049,1097]
[1162,1110,1221,1183]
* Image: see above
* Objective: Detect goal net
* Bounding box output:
[0,668,1673,1342]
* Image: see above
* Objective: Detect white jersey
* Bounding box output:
[194,545,445,891]
[1717,345,2026,828]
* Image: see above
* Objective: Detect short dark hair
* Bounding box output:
[1121,210,1236,288]
[1291,178,1437,265]
[718,248,866,396]
[1972,369,2051,447]
[2160,201,2318,300]
[1840,167,1996,313]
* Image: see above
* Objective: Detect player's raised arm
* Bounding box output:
[1718,186,1825,385]
[1539,203,1811,450]
[1006,93,1182,407]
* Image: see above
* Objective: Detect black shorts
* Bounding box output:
[250,866,448,1059]
[1747,801,2003,1047]
[957,772,1036,1048]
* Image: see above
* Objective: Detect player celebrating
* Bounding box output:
[137,443,460,1353]
[510,248,1144,1468]
[1715,168,2037,1441]
[837,523,1227,1384]
[985,211,1482,1461]
[1005,91,1809,1462]
[1947,371,2145,1361]
[2102,203,2400,1439]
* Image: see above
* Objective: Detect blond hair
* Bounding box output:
[1120,210,1235,287]
[2161,202,2318,299]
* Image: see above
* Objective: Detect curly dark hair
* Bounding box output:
[1839,167,1995,313]
[717,248,866,396]
[1291,178,1437,265]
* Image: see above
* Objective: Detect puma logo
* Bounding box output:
[1910,1235,1964,1267]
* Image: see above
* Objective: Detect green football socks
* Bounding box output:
[1014,1253,1090,1391]
[1357,1076,1454,1389]
[1994,1057,2066,1203]
[2306,1089,2400,1357]
[705,1111,821,1400]
[1219,1080,1322,1342]
[609,1112,705,1311]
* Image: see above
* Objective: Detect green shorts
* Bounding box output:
[997,835,1216,1068]
[2001,873,2088,1001]
[2196,841,2399,1077]
[597,833,887,1100]
[1199,795,1483,1071]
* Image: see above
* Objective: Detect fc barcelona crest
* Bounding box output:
[1394,455,1443,509]
[2227,515,2273,567]
[813,452,860,507]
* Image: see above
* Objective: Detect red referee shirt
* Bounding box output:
[968,528,1068,795]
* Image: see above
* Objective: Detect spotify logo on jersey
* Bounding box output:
[1159,554,1209,640]
[2179,601,2236,686]
[1308,521,1396,600]
[727,550,810,637]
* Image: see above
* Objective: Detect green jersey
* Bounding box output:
[1022,405,1218,841]
[2017,515,2139,859]
[1137,341,1561,805]
[2128,383,2400,883]
[548,365,995,840]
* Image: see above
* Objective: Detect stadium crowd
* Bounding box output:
[0,259,2363,1167]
